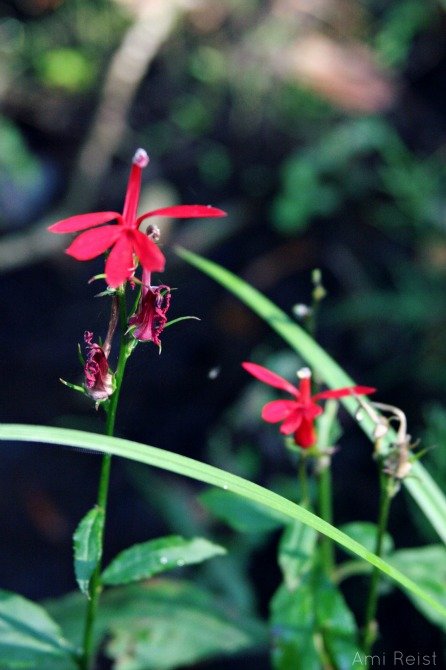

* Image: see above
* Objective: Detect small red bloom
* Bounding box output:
[242,362,375,448]
[84,331,114,403]
[128,270,171,347]
[48,148,227,288]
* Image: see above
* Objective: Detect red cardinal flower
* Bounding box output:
[84,331,114,403]
[48,148,226,288]
[242,362,375,448]
[128,269,171,348]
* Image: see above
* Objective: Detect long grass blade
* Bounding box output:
[0,422,445,621]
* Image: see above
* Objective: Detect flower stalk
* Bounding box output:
[317,460,334,576]
[80,288,130,670]
[315,398,338,577]
[297,451,310,506]
[362,469,393,656]
[47,148,227,670]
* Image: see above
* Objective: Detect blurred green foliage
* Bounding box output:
[36,48,96,92]
[17,0,128,86]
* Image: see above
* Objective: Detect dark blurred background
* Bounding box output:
[0,0,446,667]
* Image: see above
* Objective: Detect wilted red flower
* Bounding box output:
[128,270,171,348]
[242,362,375,448]
[48,149,226,288]
[84,331,114,403]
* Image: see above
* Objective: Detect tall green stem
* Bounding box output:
[298,453,310,506]
[362,470,393,655]
[318,463,334,576]
[80,289,131,670]
[315,399,337,577]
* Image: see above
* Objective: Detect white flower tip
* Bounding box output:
[133,148,150,168]
[297,367,312,379]
[292,303,311,318]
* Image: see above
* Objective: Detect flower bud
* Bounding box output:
[128,274,171,347]
[83,331,114,403]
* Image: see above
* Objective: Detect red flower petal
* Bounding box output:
[137,204,227,225]
[301,401,324,421]
[104,234,135,288]
[48,211,122,233]
[294,417,317,448]
[242,362,299,397]
[279,411,303,435]
[132,229,165,273]
[122,162,143,227]
[313,386,376,401]
[65,226,120,260]
[261,400,297,423]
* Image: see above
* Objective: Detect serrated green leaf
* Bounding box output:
[73,506,104,597]
[102,536,226,586]
[1,424,446,622]
[0,590,78,668]
[175,247,446,547]
[388,545,446,631]
[200,488,288,533]
[340,522,394,556]
[45,580,266,667]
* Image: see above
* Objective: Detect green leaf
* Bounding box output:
[272,518,358,668]
[270,579,321,670]
[106,615,244,670]
[0,590,78,668]
[278,520,317,590]
[1,424,446,622]
[73,505,105,597]
[314,573,360,669]
[340,522,394,556]
[45,580,266,668]
[102,536,226,586]
[104,582,264,670]
[200,488,288,533]
[388,545,446,631]
[175,246,446,547]
[271,568,360,669]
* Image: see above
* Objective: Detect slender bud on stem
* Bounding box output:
[103,296,119,357]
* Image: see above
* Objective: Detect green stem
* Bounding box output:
[318,463,334,576]
[80,289,131,670]
[362,470,393,655]
[315,399,337,577]
[298,452,310,506]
